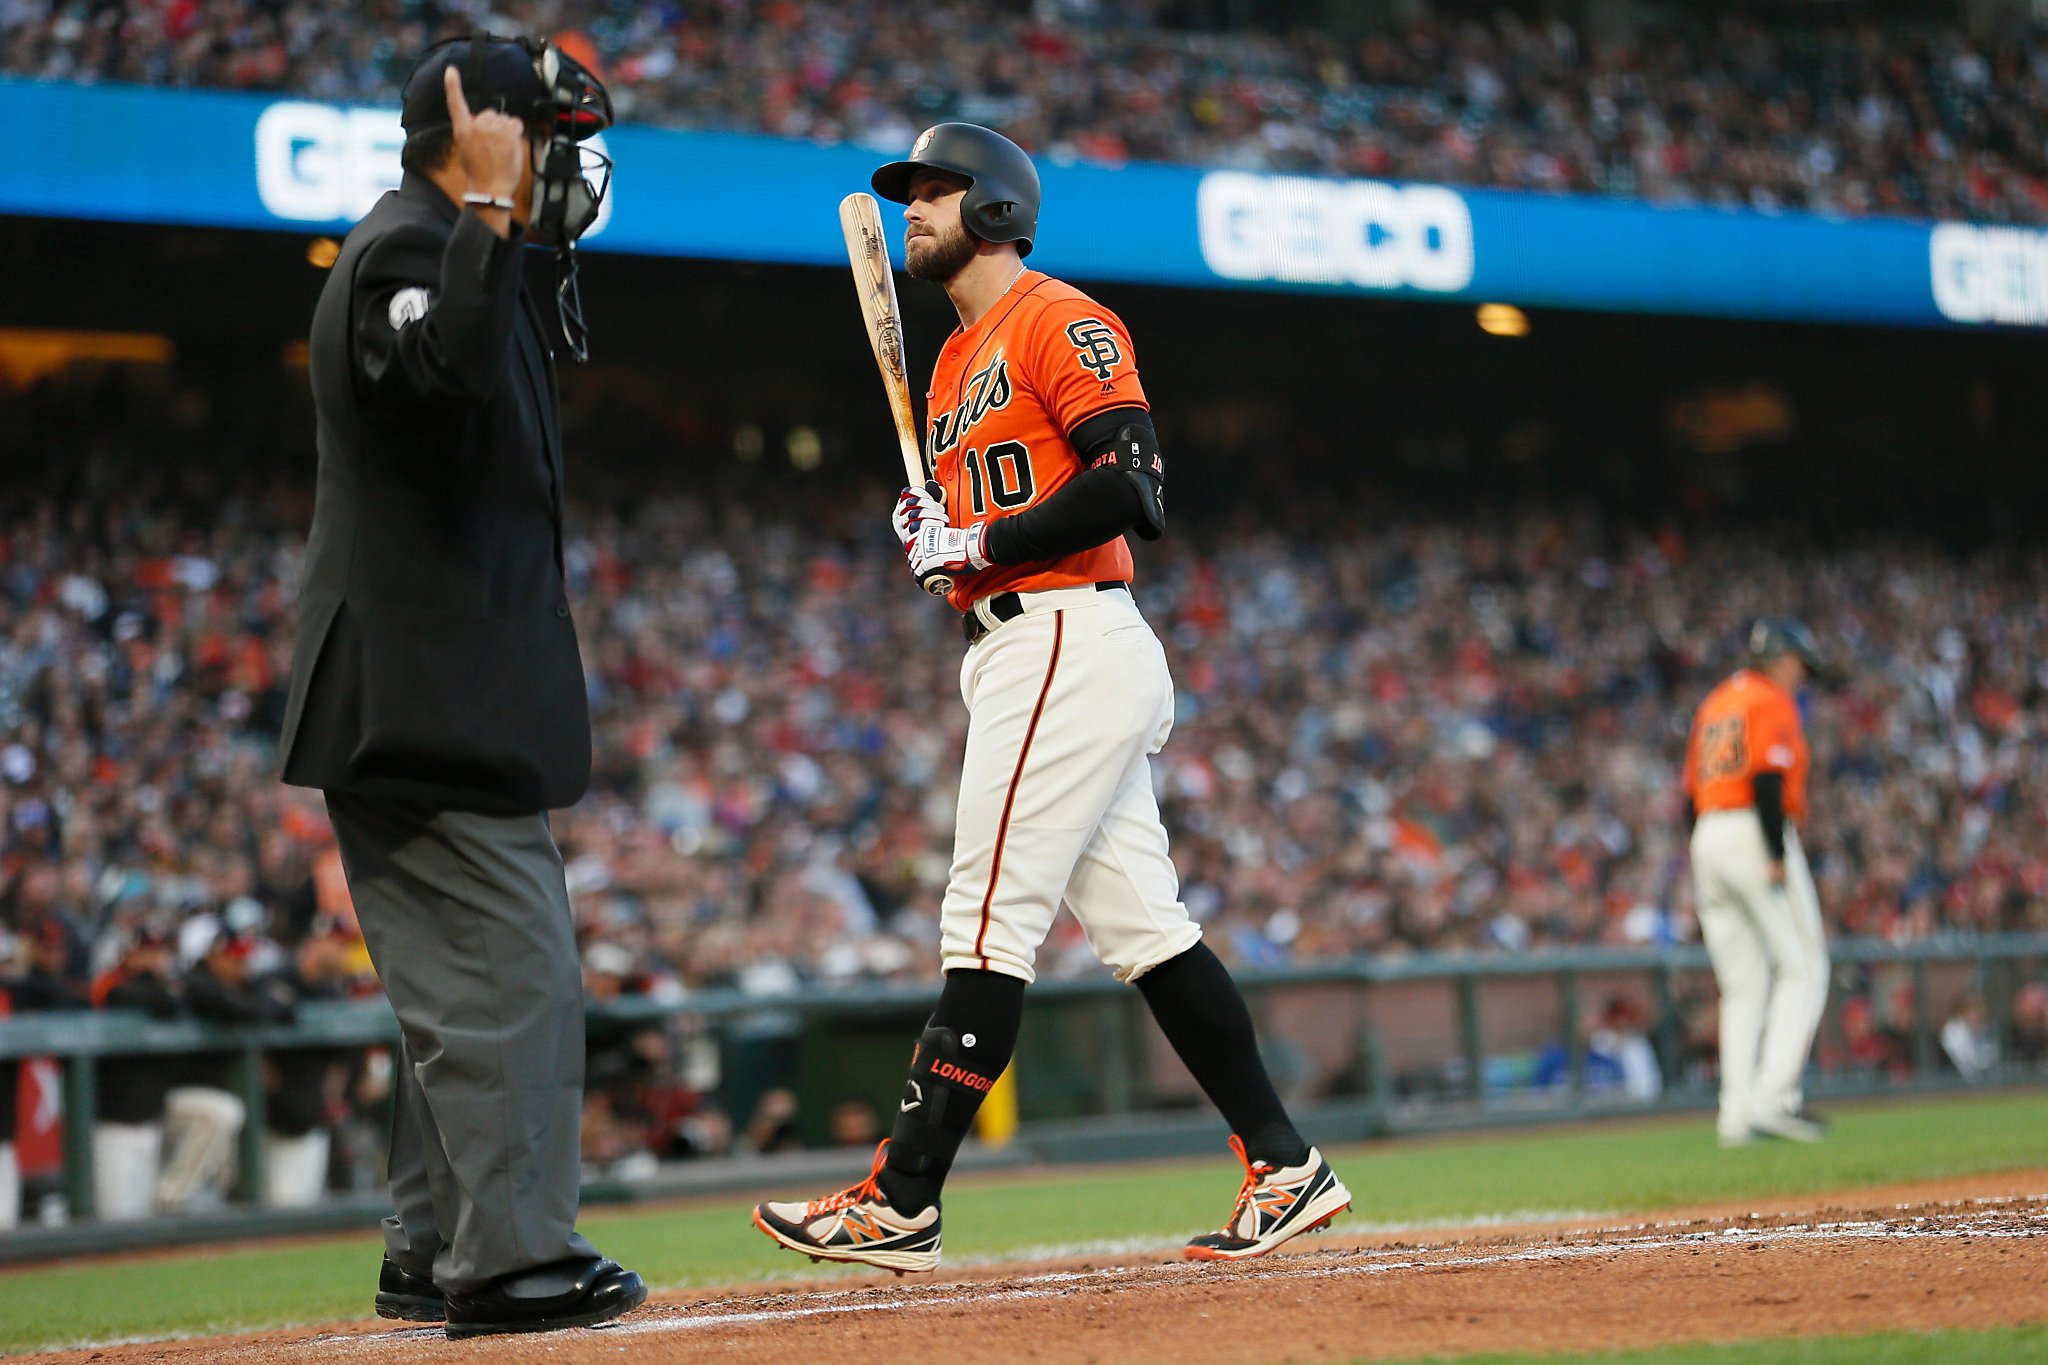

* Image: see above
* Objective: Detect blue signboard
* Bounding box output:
[10,77,2046,329]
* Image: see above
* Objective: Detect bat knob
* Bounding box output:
[923,574,954,598]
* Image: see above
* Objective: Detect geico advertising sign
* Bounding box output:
[1197,171,1474,293]
[254,100,611,235]
[1929,223,2048,326]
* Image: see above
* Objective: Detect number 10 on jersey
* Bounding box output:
[962,441,1035,515]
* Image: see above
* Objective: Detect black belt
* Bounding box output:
[963,581,1127,644]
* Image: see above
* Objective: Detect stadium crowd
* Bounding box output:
[6,0,2048,223]
[5,369,2048,1207]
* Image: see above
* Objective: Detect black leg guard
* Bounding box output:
[878,968,1025,1215]
[1136,942,1310,1170]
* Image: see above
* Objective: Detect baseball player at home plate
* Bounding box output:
[1684,619,1833,1147]
[753,124,1352,1271]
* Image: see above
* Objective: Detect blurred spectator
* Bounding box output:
[745,1088,802,1154]
[9,347,2048,1179]
[1586,995,1663,1101]
[157,925,289,1212]
[1533,993,1662,1100]
[10,371,2048,998]
[5,3,2047,223]
[13,915,87,1012]
[1836,976,1914,1080]
[87,924,182,1221]
[1939,993,1997,1078]
[334,1043,397,1195]
[827,1096,881,1148]
[2011,983,2048,1065]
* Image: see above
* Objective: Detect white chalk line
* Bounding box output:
[973,1206,1619,1268]
[305,1201,2048,1353]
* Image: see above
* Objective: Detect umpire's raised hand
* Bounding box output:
[444,63,526,237]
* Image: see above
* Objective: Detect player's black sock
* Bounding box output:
[1136,942,1311,1170]
[878,967,1025,1215]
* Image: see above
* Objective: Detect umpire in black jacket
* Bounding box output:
[279,35,642,1338]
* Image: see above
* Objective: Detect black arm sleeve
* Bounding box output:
[982,407,1165,566]
[1752,771,1788,861]
[355,213,526,404]
[1683,798,1696,835]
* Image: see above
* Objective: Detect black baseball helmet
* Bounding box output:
[1748,617,1832,682]
[872,123,1041,257]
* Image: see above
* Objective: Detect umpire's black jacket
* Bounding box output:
[280,172,590,813]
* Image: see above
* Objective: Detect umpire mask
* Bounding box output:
[404,35,615,360]
[525,41,613,251]
[527,41,612,363]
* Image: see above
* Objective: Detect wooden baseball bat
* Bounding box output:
[838,192,951,597]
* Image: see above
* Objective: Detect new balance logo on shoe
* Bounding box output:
[752,1141,943,1276]
[1184,1135,1352,1262]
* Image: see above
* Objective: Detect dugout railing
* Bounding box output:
[2,933,2043,1256]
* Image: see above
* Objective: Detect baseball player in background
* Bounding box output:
[753,124,1351,1271]
[1684,619,1832,1146]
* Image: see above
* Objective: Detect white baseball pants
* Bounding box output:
[942,585,1202,984]
[1691,810,1829,1140]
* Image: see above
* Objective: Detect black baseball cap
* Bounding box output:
[400,35,609,142]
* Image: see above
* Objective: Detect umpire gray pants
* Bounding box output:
[327,793,596,1292]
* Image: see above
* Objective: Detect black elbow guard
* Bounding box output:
[1078,410,1166,540]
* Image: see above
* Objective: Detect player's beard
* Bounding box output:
[906,220,978,282]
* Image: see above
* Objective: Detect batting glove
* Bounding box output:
[891,482,946,547]
[906,519,991,584]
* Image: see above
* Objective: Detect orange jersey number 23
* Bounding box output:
[1685,671,1810,821]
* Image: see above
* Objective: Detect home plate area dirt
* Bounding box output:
[39,1178,2048,1365]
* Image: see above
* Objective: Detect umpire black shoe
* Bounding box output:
[441,1256,647,1339]
[374,1257,444,1323]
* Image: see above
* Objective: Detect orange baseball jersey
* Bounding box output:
[1684,670,1810,821]
[923,271,1147,612]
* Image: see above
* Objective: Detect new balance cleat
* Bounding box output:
[1184,1134,1352,1261]
[752,1141,941,1274]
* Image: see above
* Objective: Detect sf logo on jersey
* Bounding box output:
[1066,318,1124,382]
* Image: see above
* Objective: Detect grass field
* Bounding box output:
[2,1090,2044,1358]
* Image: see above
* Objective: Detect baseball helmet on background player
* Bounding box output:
[1748,617,1834,683]
[872,123,1041,257]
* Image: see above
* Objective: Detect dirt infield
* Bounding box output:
[34,1175,2048,1364]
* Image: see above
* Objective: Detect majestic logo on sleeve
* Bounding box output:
[1065,318,1123,381]
[927,352,1013,456]
[387,287,431,330]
